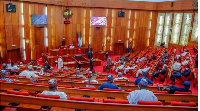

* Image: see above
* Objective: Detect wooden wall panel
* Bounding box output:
[1,0,198,63]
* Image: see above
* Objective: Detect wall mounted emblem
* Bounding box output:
[63,8,73,19]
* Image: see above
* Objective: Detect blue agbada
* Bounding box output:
[135,77,153,85]
[98,82,121,90]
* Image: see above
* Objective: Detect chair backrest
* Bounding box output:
[174,91,192,94]
[12,81,27,84]
[152,91,168,94]
[103,88,120,91]
[127,89,132,92]
[58,85,72,88]
[3,107,17,111]
[33,83,48,86]
[79,87,96,90]
[137,101,163,105]
[0,79,6,82]
[7,90,29,96]
[103,99,129,104]
[36,93,60,99]
[170,101,196,107]
[69,96,94,102]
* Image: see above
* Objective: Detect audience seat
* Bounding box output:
[103,88,121,91]
[137,101,163,105]
[12,81,28,84]
[176,71,193,83]
[33,83,48,86]
[170,101,196,107]
[68,96,94,102]
[79,87,96,90]
[152,91,168,94]
[58,85,72,88]
[0,80,6,82]
[36,93,60,99]
[7,90,29,96]
[3,107,17,111]
[174,91,192,94]
[103,99,129,104]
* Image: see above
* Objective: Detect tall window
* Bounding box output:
[147,11,152,46]
[127,10,131,48]
[19,3,26,60]
[170,13,183,44]
[44,6,48,47]
[179,13,192,45]
[191,13,198,41]
[162,13,172,47]
[154,13,165,46]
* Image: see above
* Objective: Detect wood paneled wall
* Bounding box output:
[0,0,198,63]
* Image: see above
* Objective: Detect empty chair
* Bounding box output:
[170,101,196,107]
[137,100,163,105]
[36,93,60,99]
[103,99,129,104]
[7,90,29,96]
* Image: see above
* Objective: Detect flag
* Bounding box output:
[78,31,82,48]
[75,32,78,48]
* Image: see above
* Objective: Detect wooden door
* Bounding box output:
[7,49,21,63]
[35,27,45,60]
[114,43,125,55]
[93,27,104,52]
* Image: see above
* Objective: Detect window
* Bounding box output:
[162,13,172,47]
[154,13,165,46]
[191,13,198,41]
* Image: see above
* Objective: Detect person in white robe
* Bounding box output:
[42,79,67,100]
[19,65,39,78]
[124,64,137,75]
[82,73,98,87]
[58,56,63,70]
[182,57,190,66]
[135,64,150,77]
[114,72,127,81]
[173,61,181,71]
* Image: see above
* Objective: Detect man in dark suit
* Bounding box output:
[87,48,93,59]
[90,58,94,71]
[128,45,132,53]
[151,64,167,82]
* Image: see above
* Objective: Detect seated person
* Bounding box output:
[170,65,191,85]
[151,64,168,82]
[157,81,192,94]
[182,57,189,66]
[19,65,39,78]
[82,73,98,87]
[181,49,188,57]
[10,62,19,75]
[114,72,127,81]
[120,55,126,61]
[91,70,97,76]
[161,51,169,62]
[115,62,125,73]
[127,79,158,104]
[124,64,137,75]
[176,49,188,59]
[195,54,198,67]
[69,44,75,49]
[44,66,52,73]
[135,72,153,85]
[0,70,12,82]
[98,75,121,90]
[2,63,18,76]
[44,61,51,70]
[172,60,181,71]
[73,68,86,78]
[135,64,150,77]
[136,55,145,63]
[155,59,169,70]
[42,79,67,100]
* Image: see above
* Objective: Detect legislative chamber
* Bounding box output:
[0,0,199,111]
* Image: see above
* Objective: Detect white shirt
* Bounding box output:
[19,70,39,78]
[82,79,98,87]
[141,67,150,72]
[69,46,75,49]
[181,52,187,57]
[114,77,127,81]
[42,91,67,100]
[11,65,19,71]
[182,60,189,66]
[127,89,158,104]
[58,58,63,70]
[173,62,181,71]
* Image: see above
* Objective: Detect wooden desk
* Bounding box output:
[0,82,198,104]
[0,93,197,111]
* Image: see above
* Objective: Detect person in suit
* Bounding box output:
[157,81,192,94]
[87,48,93,59]
[128,45,132,53]
[90,58,94,71]
[170,65,191,85]
[151,64,167,82]
[106,52,111,72]
[98,75,121,90]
